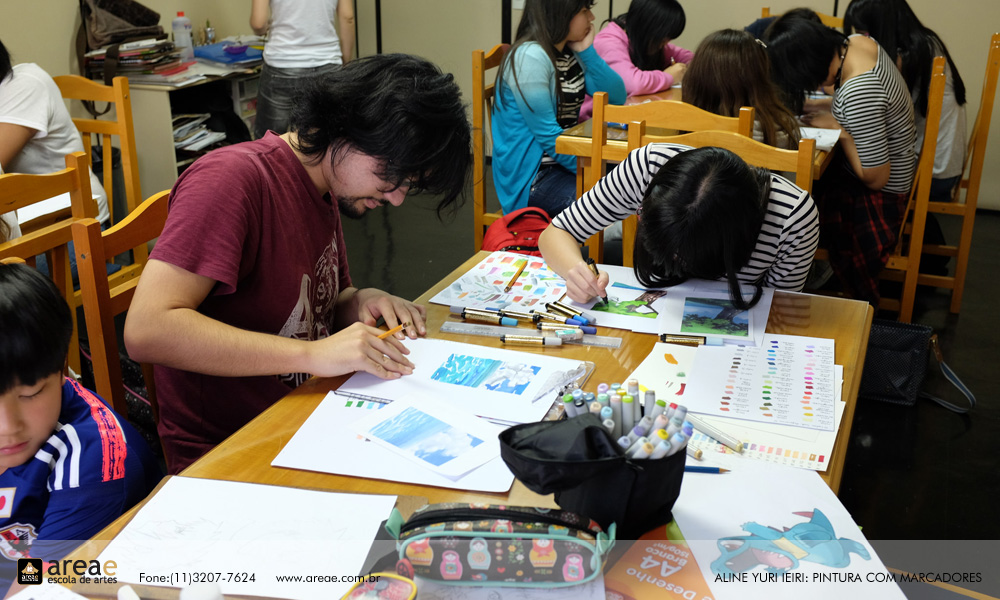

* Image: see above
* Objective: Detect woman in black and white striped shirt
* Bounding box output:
[538,143,819,309]
[765,15,915,304]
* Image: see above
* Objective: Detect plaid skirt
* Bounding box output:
[813,160,908,305]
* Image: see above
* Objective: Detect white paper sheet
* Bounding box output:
[272,392,515,493]
[337,338,584,424]
[97,477,396,600]
[684,334,837,431]
[351,397,502,479]
[568,267,773,346]
[429,251,567,312]
[799,126,842,152]
[673,462,905,600]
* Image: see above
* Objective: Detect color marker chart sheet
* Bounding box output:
[429,251,566,311]
[684,334,836,431]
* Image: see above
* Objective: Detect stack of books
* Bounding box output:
[173,114,226,153]
[84,38,187,80]
[193,42,263,71]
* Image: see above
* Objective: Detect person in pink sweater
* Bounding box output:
[581,0,692,119]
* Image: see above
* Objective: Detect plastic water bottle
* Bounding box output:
[172,11,194,60]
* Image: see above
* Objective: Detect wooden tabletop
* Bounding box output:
[67,252,872,589]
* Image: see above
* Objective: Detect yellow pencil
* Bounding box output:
[378,321,411,339]
[504,260,528,293]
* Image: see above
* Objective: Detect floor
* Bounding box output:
[339,171,999,590]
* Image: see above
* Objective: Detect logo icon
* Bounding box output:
[17,558,43,585]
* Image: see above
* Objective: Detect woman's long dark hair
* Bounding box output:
[765,17,849,114]
[0,38,12,83]
[498,0,595,113]
[844,0,966,117]
[611,0,686,71]
[684,29,800,148]
[633,147,770,309]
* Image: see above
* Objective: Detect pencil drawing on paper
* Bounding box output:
[589,282,667,318]
[431,354,541,395]
[368,406,484,467]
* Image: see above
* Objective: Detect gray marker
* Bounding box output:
[644,390,656,418]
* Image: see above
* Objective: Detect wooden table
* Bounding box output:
[67,252,872,593]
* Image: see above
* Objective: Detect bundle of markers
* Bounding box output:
[562,379,701,461]
[449,300,598,346]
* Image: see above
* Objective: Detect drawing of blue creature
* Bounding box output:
[711,509,871,576]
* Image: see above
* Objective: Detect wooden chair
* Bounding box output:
[0,152,97,375]
[72,190,169,419]
[919,33,1000,313]
[605,123,813,267]
[472,44,510,252]
[878,58,947,323]
[761,7,843,29]
[589,91,756,263]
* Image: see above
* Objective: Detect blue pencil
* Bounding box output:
[684,466,730,474]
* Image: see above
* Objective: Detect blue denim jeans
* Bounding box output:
[254,62,341,139]
[527,164,578,219]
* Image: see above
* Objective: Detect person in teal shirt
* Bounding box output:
[492,0,625,218]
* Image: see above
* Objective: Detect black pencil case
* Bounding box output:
[499,413,685,540]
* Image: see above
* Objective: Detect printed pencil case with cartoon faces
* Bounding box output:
[385,503,615,587]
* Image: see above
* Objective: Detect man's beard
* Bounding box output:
[337,196,386,219]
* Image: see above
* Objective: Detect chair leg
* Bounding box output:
[949,208,977,313]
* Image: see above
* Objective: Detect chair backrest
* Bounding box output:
[0,151,97,375]
[953,33,1000,206]
[589,91,755,190]
[761,7,843,28]
[72,189,170,419]
[878,58,944,322]
[53,75,147,265]
[473,44,510,252]
[617,128,815,266]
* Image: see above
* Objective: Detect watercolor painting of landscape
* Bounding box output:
[431,354,541,395]
[681,297,751,338]
[368,405,484,467]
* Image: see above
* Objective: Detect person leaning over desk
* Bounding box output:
[538,143,820,309]
[124,54,472,474]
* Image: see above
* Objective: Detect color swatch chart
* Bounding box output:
[428,251,567,311]
[685,334,836,431]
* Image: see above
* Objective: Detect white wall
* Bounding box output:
[2,1,998,209]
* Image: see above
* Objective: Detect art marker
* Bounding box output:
[665,431,689,456]
[562,394,577,418]
[573,397,587,416]
[600,406,613,422]
[650,398,667,421]
[536,321,597,335]
[687,414,744,453]
[631,442,655,460]
[659,333,706,346]
[625,436,649,457]
[585,258,609,306]
[532,310,579,324]
[686,445,704,461]
[627,379,639,397]
[610,395,623,439]
[663,402,678,421]
[649,439,672,459]
[597,383,610,394]
[621,396,635,433]
[545,303,588,325]
[603,419,616,435]
[451,306,518,327]
[553,328,584,341]
[550,300,595,325]
[650,413,670,436]
[673,405,688,424]
[652,428,670,444]
[610,383,622,393]
[571,389,584,400]
[617,436,632,452]
[584,391,596,403]
[500,334,562,346]
[496,308,536,323]
[634,415,653,437]
[588,401,603,417]
[597,393,610,408]
[643,390,656,418]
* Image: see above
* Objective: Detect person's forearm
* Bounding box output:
[539,226,586,279]
[838,132,890,190]
[249,0,270,35]
[125,305,315,378]
[338,11,355,62]
[332,286,361,329]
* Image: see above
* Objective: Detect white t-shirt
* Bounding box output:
[263,0,343,68]
[0,63,109,224]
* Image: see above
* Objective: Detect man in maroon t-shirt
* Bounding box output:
[124,54,471,473]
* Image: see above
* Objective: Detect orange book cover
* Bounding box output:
[604,522,715,600]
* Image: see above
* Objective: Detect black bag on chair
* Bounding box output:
[858,319,975,413]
